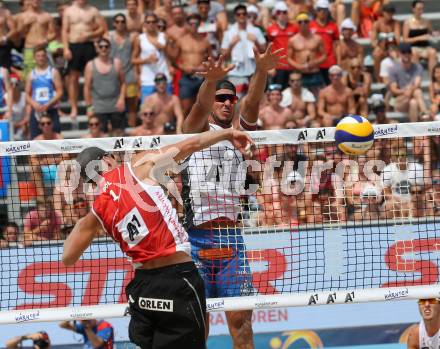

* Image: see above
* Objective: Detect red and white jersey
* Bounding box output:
[92,163,190,268]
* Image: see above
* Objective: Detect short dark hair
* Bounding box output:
[412,0,423,8]
[215,79,236,94]
[113,13,126,21]
[233,4,247,14]
[76,147,108,183]
[187,13,202,22]
[145,11,158,21]
[3,222,18,232]
[33,44,47,55]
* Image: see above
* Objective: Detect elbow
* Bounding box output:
[62,252,76,267]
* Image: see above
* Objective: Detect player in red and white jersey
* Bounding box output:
[62,127,254,349]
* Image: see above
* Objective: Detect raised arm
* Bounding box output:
[182,56,235,133]
[240,43,283,128]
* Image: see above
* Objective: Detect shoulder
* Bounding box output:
[407,323,420,348]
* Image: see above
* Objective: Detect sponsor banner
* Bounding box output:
[0,120,10,197]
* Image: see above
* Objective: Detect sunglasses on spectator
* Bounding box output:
[330,73,343,77]
[290,78,301,83]
[145,20,157,24]
[316,7,327,11]
[89,122,100,127]
[99,44,110,49]
[39,121,52,126]
[418,299,440,305]
[235,11,247,17]
[143,111,155,116]
[277,10,288,15]
[154,78,167,83]
[298,20,309,24]
[114,19,126,24]
[215,94,238,103]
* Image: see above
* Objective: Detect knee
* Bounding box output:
[227,310,253,339]
[409,98,418,108]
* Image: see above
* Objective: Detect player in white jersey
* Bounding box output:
[407,298,440,349]
[182,48,283,349]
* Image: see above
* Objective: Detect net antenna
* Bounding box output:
[0,122,440,323]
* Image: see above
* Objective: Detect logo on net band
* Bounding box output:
[139,297,174,312]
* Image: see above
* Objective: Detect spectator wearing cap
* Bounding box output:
[351,0,382,38]
[258,83,293,129]
[342,57,371,116]
[129,102,164,136]
[6,331,50,349]
[25,45,63,140]
[388,43,428,122]
[336,18,364,72]
[168,13,211,116]
[280,170,308,225]
[245,1,270,31]
[109,13,138,128]
[221,4,266,99]
[318,65,355,127]
[144,73,184,134]
[281,71,316,127]
[287,12,326,97]
[371,3,400,81]
[403,0,438,75]
[429,64,440,117]
[0,65,12,120]
[132,12,171,103]
[84,37,126,136]
[310,0,340,85]
[266,2,299,90]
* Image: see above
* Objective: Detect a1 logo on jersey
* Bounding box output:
[116,207,150,248]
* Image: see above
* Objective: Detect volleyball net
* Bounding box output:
[1,122,440,323]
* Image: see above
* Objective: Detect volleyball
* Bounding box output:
[334,115,374,155]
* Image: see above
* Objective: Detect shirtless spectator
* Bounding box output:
[144,73,184,133]
[342,58,371,115]
[110,13,138,127]
[15,0,55,80]
[84,37,126,136]
[25,46,63,139]
[281,71,316,127]
[129,103,164,136]
[132,12,170,103]
[403,0,438,75]
[169,13,210,115]
[166,5,187,44]
[56,0,70,21]
[221,4,266,98]
[62,0,106,118]
[336,18,364,72]
[0,2,17,70]
[318,65,355,127]
[81,115,107,138]
[310,0,339,85]
[23,197,62,246]
[388,43,428,122]
[245,0,270,30]
[155,0,173,27]
[371,4,400,81]
[186,0,228,35]
[259,84,293,129]
[288,12,326,96]
[125,0,143,33]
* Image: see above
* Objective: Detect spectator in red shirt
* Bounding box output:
[310,0,339,85]
[266,1,298,89]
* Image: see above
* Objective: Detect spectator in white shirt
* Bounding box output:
[221,4,266,98]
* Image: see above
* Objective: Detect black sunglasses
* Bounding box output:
[215,94,238,103]
[99,44,110,49]
[39,121,52,126]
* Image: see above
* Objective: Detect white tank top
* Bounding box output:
[182,123,246,228]
[139,32,170,86]
[419,320,440,349]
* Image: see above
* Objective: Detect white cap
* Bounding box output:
[285,171,304,185]
[273,1,288,12]
[315,0,329,9]
[340,18,356,31]
[247,4,259,14]
[329,65,343,74]
[361,185,380,198]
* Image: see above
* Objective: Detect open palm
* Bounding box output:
[197,56,235,82]
[254,43,285,71]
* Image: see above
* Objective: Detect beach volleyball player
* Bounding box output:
[62,128,254,349]
[182,49,282,348]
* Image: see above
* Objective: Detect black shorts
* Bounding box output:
[68,42,96,72]
[179,74,203,100]
[0,41,12,69]
[95,112,126,133]
[125,262,206,349]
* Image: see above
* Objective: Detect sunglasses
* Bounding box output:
[418,299,440,305]
[154,78,167,83]
[143,111,155,116]
[277,10,287,15]
[351,65,361,69]
[114,19,126,24]
[89,122,100,127]
[39,121,52,126]
[145,20,157,24]
[215,94,238,103]
[235,12,247,17]
[99,44,109,49]
[290,78,301,83]
[298,20,309,24]
[188,20,200,25]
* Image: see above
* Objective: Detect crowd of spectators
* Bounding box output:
[0,0,439,245]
